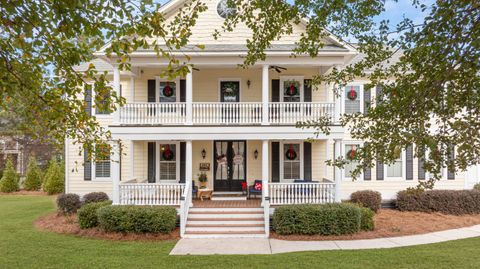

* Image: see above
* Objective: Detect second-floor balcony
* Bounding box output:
[117,102,336,126]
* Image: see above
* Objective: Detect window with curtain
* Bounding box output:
[159,144,177,180]
[283,143,301,179]
[344,85,361,113]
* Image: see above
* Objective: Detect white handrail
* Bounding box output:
[269,182,336,205]
[180,180,192,237]
[119,103,186,125]
[269,102,335,124]
[119,183,185,205]
[192,102,263,125]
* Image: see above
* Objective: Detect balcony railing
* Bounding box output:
[119,182,185,205]
[118,102,334,125]
[269,182,336,205]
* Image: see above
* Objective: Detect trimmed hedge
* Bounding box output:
[350,190,382,212]
[396,190,480,215]
[77,200,112,229]
[57,193,81,215]
[97,205,177,234]
[273,203,374,235]
[83,192,109,205]
[359,206,375,231]
[43,159,64,195]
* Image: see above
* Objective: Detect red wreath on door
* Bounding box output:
[347,145,356,160]
[285,144,297,160]
[286,83,298,96]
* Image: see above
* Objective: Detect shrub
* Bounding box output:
[396,190,480,215]
[97,205,177,234]
[83,192,109,205]
[350,190,382,212]
[272,203,363,235]
[474,183,480,191]
[0,158,19,193]
[43,159,64,195]
[77,200,112,229]
[359,206,375,231]
[56,193,81,215]
[24,156,43,191]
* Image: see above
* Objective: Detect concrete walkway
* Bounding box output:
[170,224,480,255]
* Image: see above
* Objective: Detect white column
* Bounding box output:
[262,65,269,125]
[130,77,135,102]
[262,140,269,199]
[113,66,121,123]
[334,139,342,202]
[130,141,135,179]
[111,142,121,204]
[186,140,193,206]
[186,66,193,125]
[334,86,342,123]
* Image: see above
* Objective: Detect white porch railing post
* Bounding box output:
[334,139,343,202]
[186,66,193,125]
[186,140,193,206]
[112,66,121,124]
[262,65,269,125]
[111,141,121,204]
[262,140,269,204]
[334,86,342,123]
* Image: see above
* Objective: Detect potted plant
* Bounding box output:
[198,172,208,189]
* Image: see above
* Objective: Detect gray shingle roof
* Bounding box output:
[73,58,113,72]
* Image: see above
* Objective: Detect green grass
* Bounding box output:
[0,195,479,269]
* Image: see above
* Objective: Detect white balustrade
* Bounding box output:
[119,183,185,206]
[192,102,263,125]
[268,102,335,125]
[119,103,186,125]
[269,182,336,205]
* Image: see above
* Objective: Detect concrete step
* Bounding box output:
[187,220,264,225]
[188,213,263,219]
[187,217,264,221]
[189,210,262,215]
[211,196,247,201]
[187,223,264,228]
[190,207,262,213]
[186,226,265,232]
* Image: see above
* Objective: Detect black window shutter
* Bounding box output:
[304,79,312,102]
[406,145,413,180]
[84,148,91,181]
[447,145,455,180]
[376,159,384,181]
[272,79,280,102]
[271,142,280,182]
[147,142,156,183]
[180,79,186,103]
[303,142,312,181]
[148,79,156,103]
[179,142,186,183]
[85,86,92,116]
[364,88,371,114]
[376,85,383,103]
[363,142,371,180]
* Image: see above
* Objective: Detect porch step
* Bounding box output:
[189,207,262,213]
[211,193,247,201]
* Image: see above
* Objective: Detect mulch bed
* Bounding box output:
[0,190,48,196]
[271,209,480,241]
[35,213,180,241]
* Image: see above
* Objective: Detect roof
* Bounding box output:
[73,58,113,72]
[346,45,404,71]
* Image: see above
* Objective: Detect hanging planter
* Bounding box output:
[285,145,297,160]
[285,80,299,96]
[347,86,358,101]
[347,145,357,160]
[162,82,174,97]
[162,145,174,161]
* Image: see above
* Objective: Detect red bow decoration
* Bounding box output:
[241,182,247,190]
[162,144,174,160]
[254,182,262,191]
[347,86,357,100]
[163,82,173,97]
[287,83,298,96]
[286,144,297,160]
[347,145,356,160]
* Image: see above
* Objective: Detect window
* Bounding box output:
[283,143,301,180]
[95,144,111,178]
[159,81,176,103]
[344,85,362,114]
[95,89,111,115]
[386,148,404,178]
[344,144,360,178]
[159,144,177,180]
[283,79,302,102]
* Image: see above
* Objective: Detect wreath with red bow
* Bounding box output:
[347,86,358,101]
[285,145,297,160]
[162,145,174,161]
[162,82,174,97]
[346,145,357,160]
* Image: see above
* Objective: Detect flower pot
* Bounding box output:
[199,181,208,188]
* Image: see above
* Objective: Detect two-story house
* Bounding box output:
[66,0,480,238]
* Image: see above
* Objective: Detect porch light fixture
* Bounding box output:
[201,149,206,159]
[254,149,259,160]
[247,79,251,89]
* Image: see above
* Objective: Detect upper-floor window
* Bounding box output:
[95,91,111,115]
[283,143,302,180]
[280,76,303,102]
[344,85,362,114]
[159,81,177,103]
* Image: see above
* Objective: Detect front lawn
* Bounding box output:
[0,195,479,269]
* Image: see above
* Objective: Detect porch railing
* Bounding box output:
[119,183,185,205]
[193,102,263,125]
[179,180,192,237]
[119,102,186,125]
[269,182,336,205]
[268,102,335,125]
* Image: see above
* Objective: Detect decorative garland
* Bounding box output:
[285,80,299,96]
[285,144,297,160]
[162,145,174,161]
[347,86,358,101]
[162,82,174,97]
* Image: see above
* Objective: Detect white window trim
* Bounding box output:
[342,141,364,181]
[279,76,304,102]
[156,141,180,183]
[280,141,304,183]
[155,77,180,103]
[91,82,114,119]
[218,78,242,102]
[384,150,406,181]
[91,143,112,182]
[341,82,364,114]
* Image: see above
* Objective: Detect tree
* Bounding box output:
[0,158,19,193]
[24,156,43,191]
[43,159,64,195]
